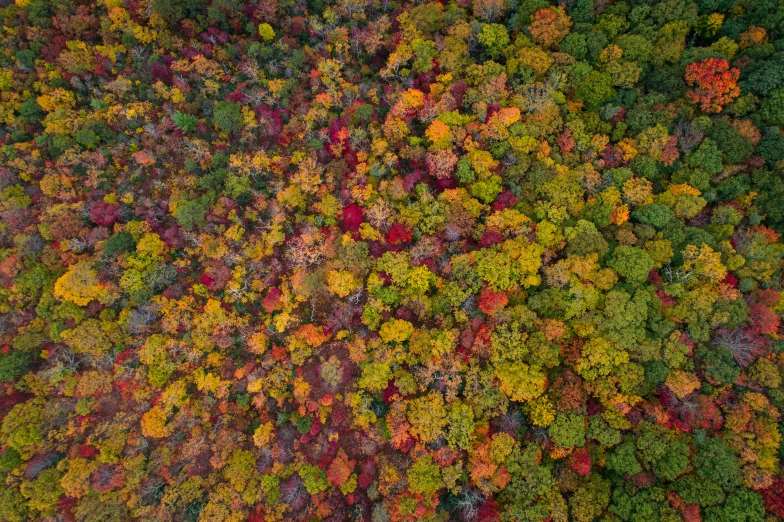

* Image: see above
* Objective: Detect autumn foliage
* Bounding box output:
[0,0,783,521]
[685,58,741,113]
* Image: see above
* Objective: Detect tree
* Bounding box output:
[475,238,545,291]
[685,58,741,113]
[609,246,654,284]
[258,23,275,41]
[104,231,136,256]
[681,244,727,282]
[89,201,120,227]
[694,437,741,491]
[529,7,572,49]
[407,392,448,443]
[172,111,198,133]
[566,220,609,257]
[1,400,44,459]
[298,463,329,494]
[495,361,546,402]
[447,402,476,450]
[576,337,629,380]
[0,486,27,522]
[425,151,458,179]
[0,351,33,383]
[704,488,765,522]
[327,449,355,487]
[253,422,275,448]
[473,0,508,22]
[425,120,452,151]
[548,412,586,448]
[326,269,361,297]
[578,71,616,110]
[407,455,442,496]
[358,361,392,392]
[54,261,115,306]
[20,469,63,517]
[478,24,510,60]
[673,475,725,507]
[606,440,642,476]
[60,318,114,357]
[761,86,784,125]
[379,318,415,343]
[174,198,209,231]
[686,137,723,174]
[665,370,701,398]
[150,0,198,23]
[141,406,172,439]
[224,450,255,493]
[213,101,244,133]
[570,475,610,522]
[478,289,508,315]
[61,458,99,499]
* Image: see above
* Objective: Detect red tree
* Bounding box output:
[684,58,740,113]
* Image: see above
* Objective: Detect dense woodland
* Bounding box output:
[1,0,784,520]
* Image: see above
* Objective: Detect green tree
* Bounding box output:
[548,412,586,448]
[1,399,44,458]
[570,475,611,522]
[606,440,643,476]
[174,198,209,231]
[672,475,725,507]
[20,468,63,517]
[686,137,723,174]
[0,486,27,522]
[104,231,136,256]
[704,488,765,522]
[407,455,442,496]
[224,450,255,493]
[565,220,609,257]
[693,437,741,491]
[761,85,784,125]
[446,402,476,451]
[610,246,654,284]
[576,337,630,380]
[635,423,690,481]
[0,351,33,383]
[212,101,244,133]
[478,24,510,60]
[578,71,615,110]
[172,111,198,134]
[299,463,329,494]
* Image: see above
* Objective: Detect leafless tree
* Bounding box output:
[126,304,160,335]
[676,120,705,153]
[713,327,767,367]
[523,73,563,112]
[663,263,696,285]
[453,488,486,521]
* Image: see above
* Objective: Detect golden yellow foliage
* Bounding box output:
[379,318,415,343]
[326,269,361,298]
[141,406,171,438]
[54,261,115,307]
[253,422,275,448]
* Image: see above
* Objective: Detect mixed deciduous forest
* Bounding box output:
[0,0,784,520]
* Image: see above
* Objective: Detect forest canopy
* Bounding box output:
[0,0,784,520]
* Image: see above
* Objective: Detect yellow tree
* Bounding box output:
[494,361,546,402]
[407,392,448,443]
[141,406,172,438]
[575,337,629,381]
[54,261,115,306]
